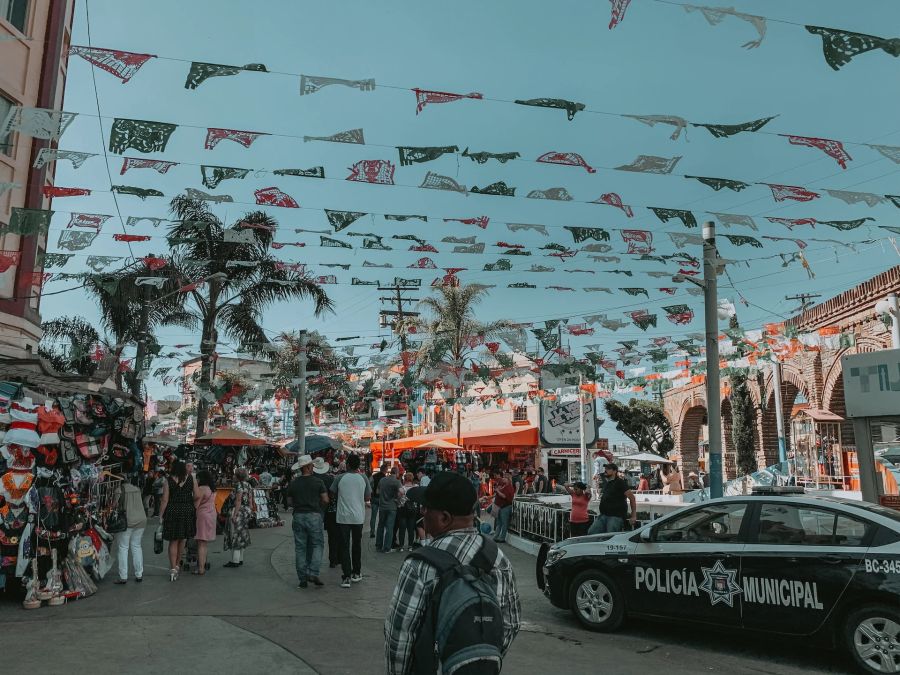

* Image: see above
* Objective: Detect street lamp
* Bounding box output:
[874,293,900,348]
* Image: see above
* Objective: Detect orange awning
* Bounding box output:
[370,426,538,453]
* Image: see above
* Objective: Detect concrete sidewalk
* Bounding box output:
[2,513,851,674]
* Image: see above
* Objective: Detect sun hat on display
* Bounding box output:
[5,401,41,449]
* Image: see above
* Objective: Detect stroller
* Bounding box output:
[180,538,210,573]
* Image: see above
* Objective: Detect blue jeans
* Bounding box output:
[292,512,324,582]
[493,505,512,542]
[369,502,379,536]
[588,514,625,535]
[376,509,397,552]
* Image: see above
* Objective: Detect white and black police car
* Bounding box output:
[538,489,900,674]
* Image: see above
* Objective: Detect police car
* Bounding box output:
[538,490,900,674]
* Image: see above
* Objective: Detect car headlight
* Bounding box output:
[545,547,567,567]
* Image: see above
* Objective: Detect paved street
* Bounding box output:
[2,518,853,674]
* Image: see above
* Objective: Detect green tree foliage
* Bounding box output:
[166,196,334,435]
[38,316,101,377]
[604,398,674,456]
[730,373,757,475]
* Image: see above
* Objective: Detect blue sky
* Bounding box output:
[42,0,900,423]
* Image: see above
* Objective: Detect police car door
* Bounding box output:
[740,501,870,636]
[628,501,750,626]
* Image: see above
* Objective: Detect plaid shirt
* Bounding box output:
[384,528,521,674]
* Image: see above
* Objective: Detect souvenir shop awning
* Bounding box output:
[0,358,143,404]
[194,427,266,446]
[799,408,845,423]
[371,426,538,453]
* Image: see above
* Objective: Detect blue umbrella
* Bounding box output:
[284,434,340,454]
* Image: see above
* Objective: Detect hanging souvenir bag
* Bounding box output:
[88,396,107,419]
[105,489,126,534]
[74,432,106,461]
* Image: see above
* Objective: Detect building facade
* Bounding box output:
[0,0,73,358]
[663,265,900,480]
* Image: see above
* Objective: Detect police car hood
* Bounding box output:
[565,533,620,545]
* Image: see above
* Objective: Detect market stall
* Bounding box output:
[0,371,145,608]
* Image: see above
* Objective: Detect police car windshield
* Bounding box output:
[846,501,900,525]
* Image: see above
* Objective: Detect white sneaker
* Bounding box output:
[350,574,362,583]
[340,577,351,588]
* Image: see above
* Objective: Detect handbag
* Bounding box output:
[105,509,126,534]
[74,432,106,461]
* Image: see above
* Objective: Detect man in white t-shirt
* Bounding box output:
[592,451,609,500]
[331,454,372,588]
[416,469,431,487]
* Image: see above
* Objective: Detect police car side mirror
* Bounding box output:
[640,527,652,543]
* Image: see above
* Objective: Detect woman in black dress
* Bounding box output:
[158,461,196,581]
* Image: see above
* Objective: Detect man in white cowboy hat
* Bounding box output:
[312,457,340,570]
[287,455,329,588]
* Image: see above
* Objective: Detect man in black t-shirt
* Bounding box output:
[287,455,329,588]
[369,462,389,538]
[588,463,636,534]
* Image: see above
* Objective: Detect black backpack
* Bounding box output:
[408,535,504,674]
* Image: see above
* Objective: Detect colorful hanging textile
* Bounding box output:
[682,5,766,48]
[413,88,483,114]
[43,186,90,198]
[805,25,900,71]
[69,46,155,82]
[462,148,520,164]
[204,127,267,150]
[201,165,251,189]
[623,114,688,140]
[271,166,323,180]
[650,207,696,228]
[185,62,267,89]
[686,175,749,192]
[300,74,375,95]
[109,118,177,154]
[444,216,489,229]
[33,149,96,169]
[692,115,776,139]
[527,187,572,201]
[710,212,757,230]
[120,157,178,174]
[616,155,681,174]
[66,213,109,230]
[397,145,459,166]
[347,160,395,184]
[782,135,852,169]
[470,181,516,196]
[303,128,364,144]
[536,151,595,173]
[628,310,657,331]
[1,106,76,140]
[514,98,584,120]
[112,185,163,199]
[325,210,367,232]
[608,0,632,29]
[765,183,820,202]
[254,187,299,208]
[420,171,465,193]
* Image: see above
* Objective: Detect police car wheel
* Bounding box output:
[569,570,624,632]
[845,605,900,674]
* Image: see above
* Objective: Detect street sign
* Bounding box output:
[540,399,597,447]
[842,349,900,418]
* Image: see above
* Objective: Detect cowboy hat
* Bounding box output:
[312,456,330,474]
[291,455,313,472]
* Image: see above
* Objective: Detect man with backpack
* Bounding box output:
[384,472,521,674]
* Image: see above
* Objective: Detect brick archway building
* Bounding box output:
[663,265,900,479]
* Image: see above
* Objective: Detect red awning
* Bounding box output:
[194,427,267,446]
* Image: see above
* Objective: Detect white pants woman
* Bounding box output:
[116,527,144,582]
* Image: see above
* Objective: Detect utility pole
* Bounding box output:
[294,330,308,454]
[132,283,152,400]
[771,357,788,466]
[379,285,419,432]
[702,221,723,499]
[786,293,821,314]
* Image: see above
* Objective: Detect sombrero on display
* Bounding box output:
[6,402,40,448]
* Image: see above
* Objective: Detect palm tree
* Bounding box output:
[414,284,512,444]
[167,196,334,435]
[83,261,196,398]
[38,316,102,377]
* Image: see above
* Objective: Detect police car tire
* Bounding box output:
[844,604,900,674]
[568,569,624,632]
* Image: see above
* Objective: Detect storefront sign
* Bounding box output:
[880,494,900,510]
[843,349,900,418]
[547,447,582,457]
[540,399,597,446]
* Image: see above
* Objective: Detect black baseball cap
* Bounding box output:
[605,462,619,471]
[422,472,478,516]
